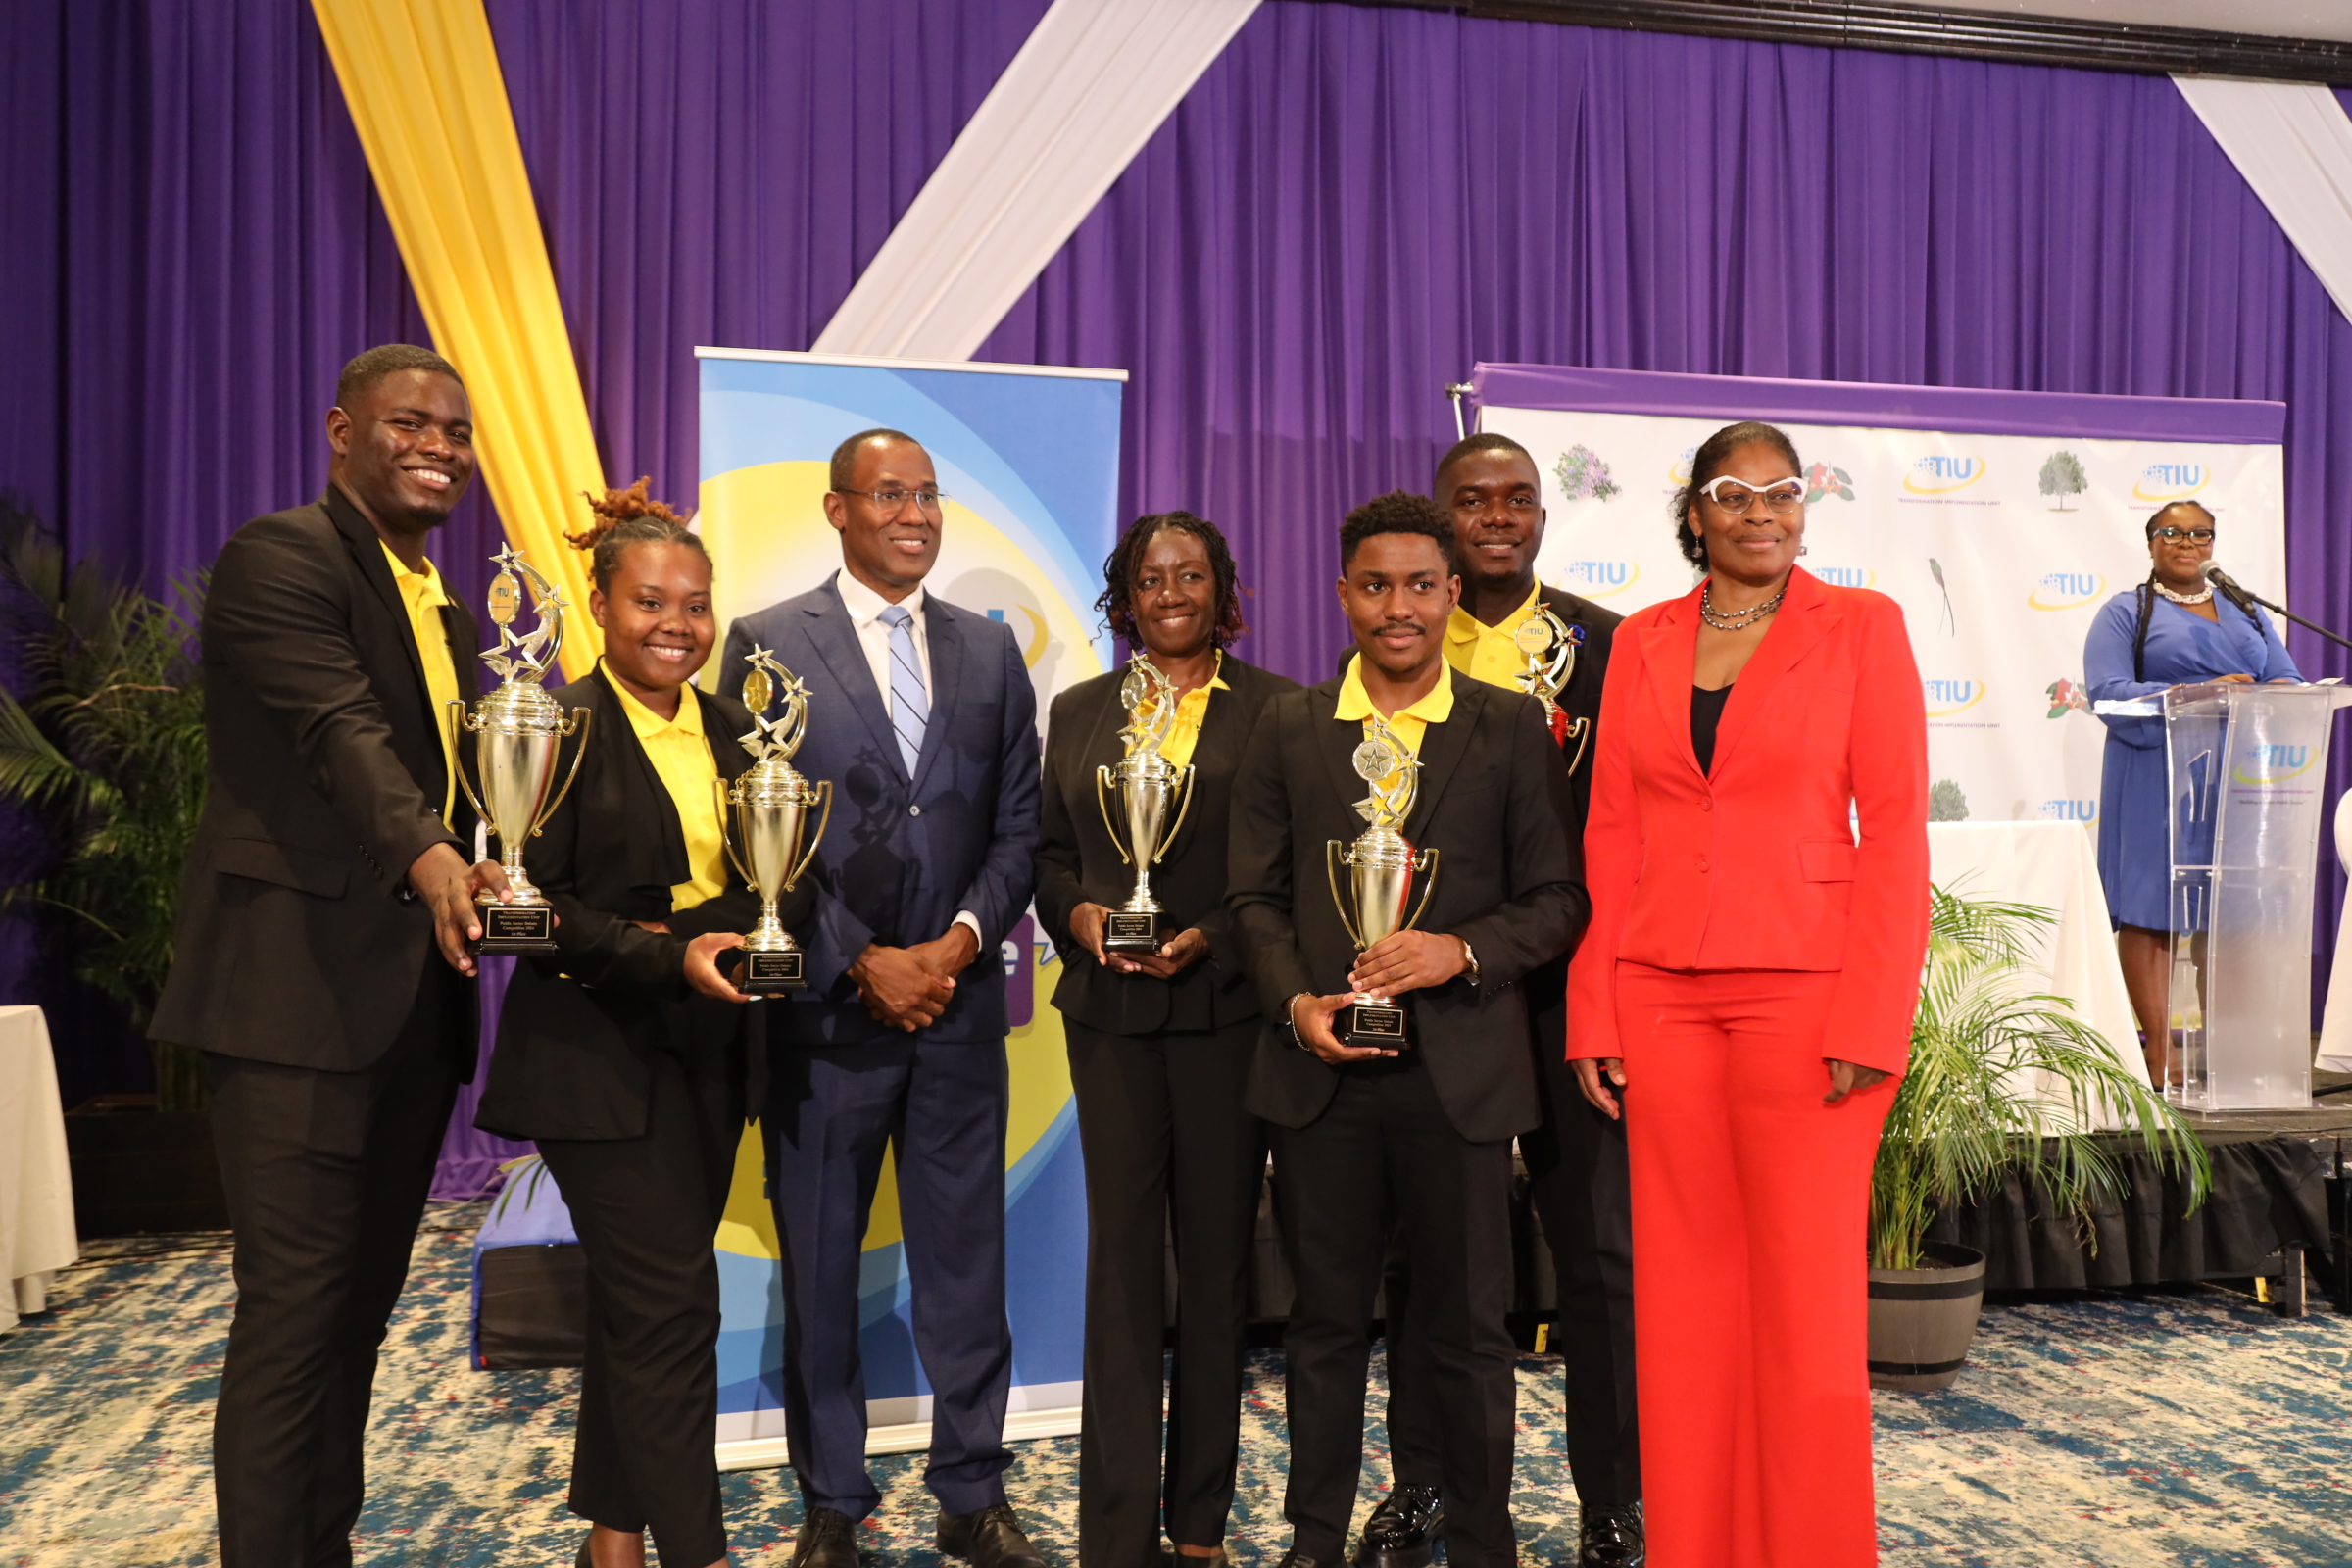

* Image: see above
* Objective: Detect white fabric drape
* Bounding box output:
[813,0,1260,362]
[2175,75,2352,326]
[2317,791,2352,1071]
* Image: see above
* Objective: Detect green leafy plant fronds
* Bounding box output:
[1870,884,2212,1271]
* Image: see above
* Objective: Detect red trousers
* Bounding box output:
[1613,963,1893,1568]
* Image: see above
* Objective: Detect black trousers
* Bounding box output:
[1387,1047,1641,1509]
[205,961,469,1568]
[1271,1057,1518,1568]
[537,1031,745,1568]
[1065,1017,1265,1568]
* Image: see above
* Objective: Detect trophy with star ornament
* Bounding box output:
[1324,713,1441,1048]
[715,646,832,993]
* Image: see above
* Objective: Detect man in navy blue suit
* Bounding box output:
[721,428,1045,1568]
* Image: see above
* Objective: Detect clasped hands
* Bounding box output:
[1289,929,1470,1066]
[849,925,982,1033]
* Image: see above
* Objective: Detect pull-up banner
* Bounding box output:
[696,346,1125,1467]
[1471,365,2288,828]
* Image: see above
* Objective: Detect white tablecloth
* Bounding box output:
[1,1005,78,1331]
[1927,821,2145,1129]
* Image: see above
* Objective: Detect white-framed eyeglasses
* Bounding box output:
[1698,474,1806,516]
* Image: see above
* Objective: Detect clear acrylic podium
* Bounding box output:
[2163,681,2352,1110]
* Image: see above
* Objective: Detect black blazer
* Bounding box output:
[1035,654,1300,1036]
[474,668,803,1142]
[151,486,481,1070]
[1226,668,1589,1144]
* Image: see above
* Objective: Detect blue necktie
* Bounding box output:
[878,604,929,776]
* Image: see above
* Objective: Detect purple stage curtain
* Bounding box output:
[431,956,531,1201]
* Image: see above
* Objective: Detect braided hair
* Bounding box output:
[566,477,707,591]
[2130,501,2250,681]
[1096,511,1249,647]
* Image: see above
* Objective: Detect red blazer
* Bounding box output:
[1565,567,1930,1074]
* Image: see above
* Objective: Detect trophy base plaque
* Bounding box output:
[1102,910,1164,955]
[1337,998,1411,1050]
[730,947,807,996]
[471,902,558,956]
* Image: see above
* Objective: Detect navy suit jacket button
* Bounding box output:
[909,804,922,817]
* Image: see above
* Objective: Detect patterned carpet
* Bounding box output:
[2,1203,2346,1567]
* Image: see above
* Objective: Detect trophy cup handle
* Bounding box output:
[530,708,594,837]
[781,779,834,892]
[445,700,492,826]
[1560,715,1592,778]
[713,777,759,891]
[1094,764,1135,867]
[1401,847,1442,933]
[1152,762,1198,866]
[1325,840,1366,950]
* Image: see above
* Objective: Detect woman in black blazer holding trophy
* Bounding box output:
[476,483,812,1568]
[1037,512,1299,1568]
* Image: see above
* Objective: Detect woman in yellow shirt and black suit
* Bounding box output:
[1036,511,1299,1568]
[476,483,804,1568]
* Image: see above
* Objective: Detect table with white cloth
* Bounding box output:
[1926,820,2145,1129]
[1,1005,78,1331]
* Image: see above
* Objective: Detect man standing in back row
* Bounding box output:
[721,429,1047,1568]
[152,344,506,1567]
[1363,433,1642,1568]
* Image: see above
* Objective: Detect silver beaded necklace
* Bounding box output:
[2152,579,2214,606]
[1698,576,1788,631]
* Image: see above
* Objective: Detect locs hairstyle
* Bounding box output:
[1433,430,1535,489]
[2129,500,2244,681]
[1096,510,1249,647]
[335,343,463,409]
[566,477,708,592]
[1340,490,1456,569]
[1668,420,1804,569]
[828,427,924,491]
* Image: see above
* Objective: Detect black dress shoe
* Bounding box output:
[937,1503,1049,1568]
[792,1506,860,1568]
[1353,1484,1444,1568]
[1577,1501,1644,1568]
[1276,1554,1326,1568]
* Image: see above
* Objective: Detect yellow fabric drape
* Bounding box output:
[314,0,604,678]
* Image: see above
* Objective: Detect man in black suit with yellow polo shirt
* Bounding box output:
[1227,490,1588,1568]
[151,344,509,1568]
[1363,433,1643,1568]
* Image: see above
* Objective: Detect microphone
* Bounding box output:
[2200,560,2260,612]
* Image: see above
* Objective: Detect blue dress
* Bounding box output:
[2084,589,2301,930]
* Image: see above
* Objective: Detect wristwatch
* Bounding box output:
[1458,936,1481,987]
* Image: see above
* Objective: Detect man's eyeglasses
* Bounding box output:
[2153,525,2216,544]
[839,487,948,514]
[1698,474,1806,516]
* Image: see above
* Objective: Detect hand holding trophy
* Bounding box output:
[1325,714,1441,1048]
[1093,652,1198,955]
[716,646,832,994]
[448,546,591,954]
[1514,602,1591,772]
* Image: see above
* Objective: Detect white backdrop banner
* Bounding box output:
[1471,365,2288,830]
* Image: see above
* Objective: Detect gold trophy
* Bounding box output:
[1514,603,1591,773]
[715,646,832,993]
[1093,652,1198,954]
[448,546,591,954]
[1325,714,1441,1047]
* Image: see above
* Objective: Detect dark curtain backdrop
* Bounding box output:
[8,0,2352,1092]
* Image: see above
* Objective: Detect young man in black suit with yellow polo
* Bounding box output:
[152,344,507,1567]
[1367,434,1643,1568]
[1228,491,1589,1568]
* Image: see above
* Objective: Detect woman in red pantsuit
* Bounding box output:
[1566,421,1929,1568]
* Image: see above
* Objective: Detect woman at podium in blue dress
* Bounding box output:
[2084,500,2300,1084]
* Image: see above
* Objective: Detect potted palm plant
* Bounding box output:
[0,503,217,1232]
[1867,885,2211,1391]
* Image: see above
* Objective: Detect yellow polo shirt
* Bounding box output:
[607,667,728,913]
[1445,579,1543,693]
[1152,653,1228,770]
[381,542,463,825]
[1334,653,1453,791]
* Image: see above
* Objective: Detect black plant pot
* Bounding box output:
[1867,1241,1986,1392]
[65,1093,231,1236]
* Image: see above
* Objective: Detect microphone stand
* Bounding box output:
[2212,574,2352,656]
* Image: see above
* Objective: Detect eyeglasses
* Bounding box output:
[1698,474,1806,515]
[838,487,948,514]
[2153,526,2215,544]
